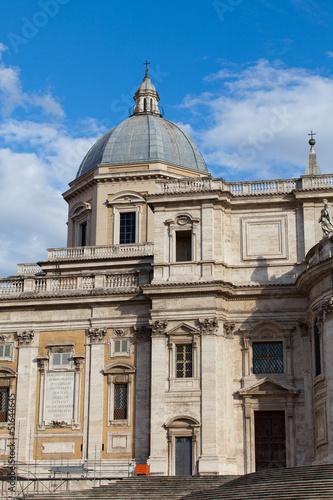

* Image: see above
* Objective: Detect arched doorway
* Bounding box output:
[165,416,200,476]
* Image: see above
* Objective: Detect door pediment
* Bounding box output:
[239,377,299,397]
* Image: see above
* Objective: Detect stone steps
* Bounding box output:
[23,476,237,500]
[182,464,333,499]
[22,465,333,500]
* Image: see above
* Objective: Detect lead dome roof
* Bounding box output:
[76,71,208,178]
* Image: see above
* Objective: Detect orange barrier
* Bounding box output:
[135,463,150,476]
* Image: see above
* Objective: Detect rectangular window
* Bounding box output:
[176,344,193,378]
[114,383,127,420]
[0,345,12,360]
[52,352,72,367]
[79,222,87,247]
[176,231,192,262]
[0,387,9,422]
[113,339,129,356]
[314,320,321,377]
[253,342,283,374]
[119,212,136,244]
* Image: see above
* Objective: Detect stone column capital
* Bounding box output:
[198,318,218,335]
[16,331,34,346]
[87,327,107,343]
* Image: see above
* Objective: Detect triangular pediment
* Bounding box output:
[239,377,299,397]
[167,323,199,337]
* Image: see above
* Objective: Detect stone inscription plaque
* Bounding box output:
[45,372,74,421]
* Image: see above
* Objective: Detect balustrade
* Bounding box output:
[157,174,332,196]
[0,280,23,294]
[0,273,141,296]
[47,242,153,261]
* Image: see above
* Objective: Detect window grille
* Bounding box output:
[114,384,127,419]
[253,342,283,374]
[0,387,9,422]
[176,344,193,378]
[0,345,11,359]
[119,213,136,244]
[52,352,72,367]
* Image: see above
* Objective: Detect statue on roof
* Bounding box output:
[319,199,333,237]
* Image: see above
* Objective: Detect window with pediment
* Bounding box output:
[166,215,199,263]
[69,202,91,247]
[104,362,135,426]
[166,323,200,391]
[107,191,146,245]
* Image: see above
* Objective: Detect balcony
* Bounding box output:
[155,174,333,196]
[46,242,154,261]
[0,272,143,297]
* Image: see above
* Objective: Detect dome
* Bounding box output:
[76,115,208,178]
[76,69,208,178]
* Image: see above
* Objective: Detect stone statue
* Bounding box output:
[319,199,333,237]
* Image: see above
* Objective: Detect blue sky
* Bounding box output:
[1,0,333,276]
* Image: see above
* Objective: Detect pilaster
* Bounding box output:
[15,331,39,462]
[148,320,168,475]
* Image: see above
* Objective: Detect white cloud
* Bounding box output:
[0,50,103,278]
[181,60,333,180]
[0,45,65,118]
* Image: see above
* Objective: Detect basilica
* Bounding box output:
[0,68,333,477]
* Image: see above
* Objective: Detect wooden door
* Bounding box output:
[255,411,286,470]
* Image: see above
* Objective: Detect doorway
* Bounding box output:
[255,411,286,470]
[175,437,192,476]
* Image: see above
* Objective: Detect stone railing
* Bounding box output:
[0,273,140,296]
[17,263,43,275]
[0,280,24,294]
[306,236,333,268]
[156,174,333,196]
[156,178,221,194]
[47,242,154,261]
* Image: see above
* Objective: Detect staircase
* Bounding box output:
[182,464,333,499]
[20,465,333,500]
[23,476,237,500]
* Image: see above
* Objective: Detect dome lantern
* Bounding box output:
[132,62,161,117]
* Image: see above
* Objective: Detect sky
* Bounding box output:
[1,0,333,277]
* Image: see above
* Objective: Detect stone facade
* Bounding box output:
[0,72,333,476]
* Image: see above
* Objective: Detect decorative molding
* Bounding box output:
[87,327,107,343]
[114,329,126,337]
[150,320,168,336]
[72,355,85,371]
[223,322,235,338]
[198,318,218,334]
[322,297,333,317]
[240,337,250,350]
[50,420,69,428]
[0,334,12,342]
[37,356,49,371]
[134,325,151,342]
[298,322,309,337]
[16,331,34,345]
